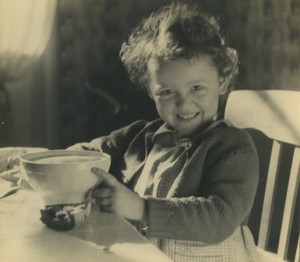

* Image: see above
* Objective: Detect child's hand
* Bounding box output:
[91,167,145,221]
[67,143,98,151]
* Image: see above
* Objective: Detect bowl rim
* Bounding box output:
[21,150,110,167]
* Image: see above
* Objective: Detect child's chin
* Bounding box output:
[176,127,197,137]
[177,122,212,137]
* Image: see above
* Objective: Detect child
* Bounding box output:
[69,2,259,261]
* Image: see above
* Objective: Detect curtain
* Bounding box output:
[0,0,57,81]
[0,0,57,145]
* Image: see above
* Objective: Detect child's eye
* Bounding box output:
[192,85,204,91]
[192,85,206,93]
[158,89,175,96]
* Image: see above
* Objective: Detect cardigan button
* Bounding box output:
[140,225,148,236]
[182,141,192,150]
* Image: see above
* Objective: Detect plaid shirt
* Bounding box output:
[88,119,260,261]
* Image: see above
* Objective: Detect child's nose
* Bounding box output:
[175,93,192,107]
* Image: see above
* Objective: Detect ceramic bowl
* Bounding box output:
[21,150,111,205]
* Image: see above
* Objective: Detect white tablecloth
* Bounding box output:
[0,180,172,262]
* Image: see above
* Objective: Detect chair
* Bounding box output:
[224,90,300,262]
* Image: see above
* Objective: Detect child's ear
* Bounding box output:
[218,76,230,95]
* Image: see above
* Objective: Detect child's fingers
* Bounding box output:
[67,143,98,151]
[67,143,91,150]
[100,205,114,213]
[94,194,114,213]
[95,196,113,206]
[91,187,113,198]
[91,168,118,187]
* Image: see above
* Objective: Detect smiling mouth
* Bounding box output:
[177,112,199,120]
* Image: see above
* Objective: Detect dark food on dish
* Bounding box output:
[40,202,91,230]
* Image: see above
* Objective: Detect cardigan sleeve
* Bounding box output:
[68,120,150,178]
[87,120,152,176]
[145,129,259,243]
[88,120,148,155]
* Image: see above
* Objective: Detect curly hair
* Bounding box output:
[120,2,238,102]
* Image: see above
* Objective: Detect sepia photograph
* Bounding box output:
[0,0,299,261]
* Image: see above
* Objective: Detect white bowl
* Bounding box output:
[21,150,111,205]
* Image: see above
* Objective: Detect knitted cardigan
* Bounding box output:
[87,118,259,245]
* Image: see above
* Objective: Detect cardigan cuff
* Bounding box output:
[146,198,175,238]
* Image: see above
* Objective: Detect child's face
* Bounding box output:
[148,56,227,137]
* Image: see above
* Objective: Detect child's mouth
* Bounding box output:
[177,112,199,120]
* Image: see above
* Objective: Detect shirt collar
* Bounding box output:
[152,119,230,148]
[152,122,174,138]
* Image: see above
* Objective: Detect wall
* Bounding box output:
[3,0,299,148]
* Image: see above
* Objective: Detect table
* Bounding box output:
[0,179,172,262]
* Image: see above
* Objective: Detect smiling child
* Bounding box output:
[69,2,260,261]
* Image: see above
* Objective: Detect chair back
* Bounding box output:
[225,90,300,262]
